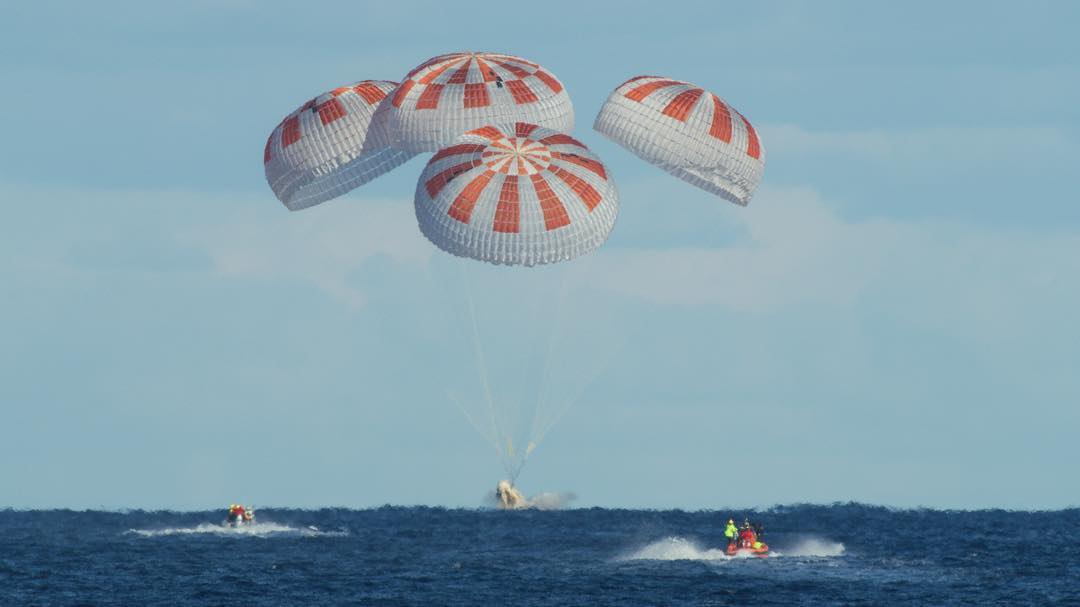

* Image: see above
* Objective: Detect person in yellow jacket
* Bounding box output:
[724,518,738,544]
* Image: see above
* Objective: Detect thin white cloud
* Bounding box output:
[593,186,901,311]
[1,183,431,309]
[180,197,430,309]
[759,123,1076,166]
[592,185,1080,340]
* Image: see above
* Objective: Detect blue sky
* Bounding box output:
[2,1,1078,510]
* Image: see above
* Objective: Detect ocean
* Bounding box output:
[1,504,1077,606]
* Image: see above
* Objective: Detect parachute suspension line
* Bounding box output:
[460,259,510,476]
[447,390,499,453]
[532,339,620,450]
[527,259,579,460]
[514,270,548,440]
[530,256,620,450]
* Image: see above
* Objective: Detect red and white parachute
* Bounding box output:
[594,75,765,206]
[415,122,618,266]
[264,80,413,211]
[383,53,574,153]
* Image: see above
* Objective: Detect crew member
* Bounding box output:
[739,521,755,546]
[724,519,738,545]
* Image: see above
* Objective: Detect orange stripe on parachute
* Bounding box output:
[317,98,346,125]
[463,83,489,108]
[548,165,601,211]
[709,95,733,143]
[281,116,301,147]
[489,59,531,79]
[540,133,587,149]
[551,152,607,179]
[515,123,539,138]
[531,174,570,230]
[741,115,761,159]
[418,57,466,84]
[447,58,473,85]
[448,170,495,224]
[426,160,484,198]
[431,143,487,163]
[416,84,446,109]
[353,82,388,104]
[475,57,500,82]
[533,70,563,93]
[624,79,683,102]
[392,80,415,108]
[488,54,539,68]
[468,125,505,141]
[405,54,456,79]
[493,176,520,233]
[618,75,663,88]
[506,80,539,105]
[661,89,703,122]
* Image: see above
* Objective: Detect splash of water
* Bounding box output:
[527,492,577,511]
[619,535,846,561]
[483,488,577,510]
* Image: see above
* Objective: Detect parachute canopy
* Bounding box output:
[264,80,413,211]
[415,122,618,266]
[594,75,765,206]
[384,52,574,153]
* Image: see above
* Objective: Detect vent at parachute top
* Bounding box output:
[381,52,575,153]
[415,122,618,267]
[264,80,414,211]
[593,75,765,206]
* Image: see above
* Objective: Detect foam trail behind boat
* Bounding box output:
[618,537,730,561]
[772,537,846,557]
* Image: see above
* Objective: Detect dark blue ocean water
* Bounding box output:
[2,504,1077,606]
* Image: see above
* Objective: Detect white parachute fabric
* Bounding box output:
[264,80,414,211]
[382,52,574,153]
[414,122,618,266]
[593,75,765,206]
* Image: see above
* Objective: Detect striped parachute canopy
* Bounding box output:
[384,52,574,153]
[594,75,765,206]
[264,80,414,211]
[415,122,618,266]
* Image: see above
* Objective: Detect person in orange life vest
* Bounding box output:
[739,521,756,546]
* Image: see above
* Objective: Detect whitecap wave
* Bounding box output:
[126,522,347,538]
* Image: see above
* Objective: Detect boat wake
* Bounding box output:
[126,522,348,538]
[618,537,731,561]
[773,537,846,557]
[619,535,845,561]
